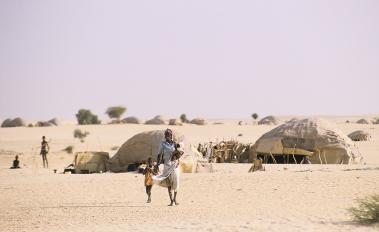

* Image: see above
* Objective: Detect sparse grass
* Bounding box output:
[349,194,379,225]
[74,129,90,143]
[62,145,74,154]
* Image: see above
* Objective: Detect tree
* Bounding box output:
[251,113,259,120]
[180,113,189,123]
[75,109,101,125]
[106,106,126,120]
[74,129,90,143]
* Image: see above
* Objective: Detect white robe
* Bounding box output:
[153,141,180,191]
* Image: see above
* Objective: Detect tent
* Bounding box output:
[356,118,372,124]
[348,130,371,141]
[145,115,167,125]
[74,152,109,173]
[108,130,209,173]
[258,116,280,125]
[190,118,207,125]
[251,118,361,164]
[122,116,142,124]
[1,118,27,127]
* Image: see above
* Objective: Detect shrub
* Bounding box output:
[349,194,379,224]
[63,145,74,154]
[251,113,259,120]
[106,106,127,120]
[74,129,90,143]
[75,109,101,125]
[180,114,189,123]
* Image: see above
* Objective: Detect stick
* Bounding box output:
[269,152,277,164]
[318,150,323,164]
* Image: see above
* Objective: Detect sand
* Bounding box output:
[0,117,378,231]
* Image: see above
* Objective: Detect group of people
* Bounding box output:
[10,135,49,169]
[143,129,183,206]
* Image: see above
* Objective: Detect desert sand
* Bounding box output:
[0,117,378,232]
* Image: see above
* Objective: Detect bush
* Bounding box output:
[74,129,90,143]
[75,109,101,125]
[180,114,189,123]
[349,194,379,224]
[106,106,127,120]
[63,145,74,154]
[251,113,259,120]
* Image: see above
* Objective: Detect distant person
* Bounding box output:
[10,155,20,169]
[206,142,213,162]
[300,156,312,164]
[40,136,49,168]
[143,157,158,203]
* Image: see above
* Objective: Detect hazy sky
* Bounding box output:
[0,0,378,121]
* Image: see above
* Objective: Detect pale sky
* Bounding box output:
[0,0,378,121]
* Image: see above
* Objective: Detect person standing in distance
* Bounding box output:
[40,136,49,168]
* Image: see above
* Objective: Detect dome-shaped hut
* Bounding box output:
[108,130,208,173]
[258,116,280,125]
[251,118,361,164]
[348,130,371,141]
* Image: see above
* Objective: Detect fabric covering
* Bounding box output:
[251,118,362,164]
[74,152,109,173]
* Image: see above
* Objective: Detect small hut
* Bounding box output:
[258,116,280,125]
[356,118,372,124]
[251,118,361,164]
[122,116,142,124]
[190,118,207,125]
[348,130,371,141]
[145,115,167,125]
[74,152,109,174]
[108,130,209,173]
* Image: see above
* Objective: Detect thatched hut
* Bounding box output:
[348,130,371,141]
[251,118,361,164]
[108,130,209,173]
[169,119,183,126]
[1,118,26,127]
[356,118,372,124]
[74,152,109,174]
[258,116,280,125]
[48,118,60,126]
[190,118,207,125]
[145,115,167,125]
[122,116,142,124]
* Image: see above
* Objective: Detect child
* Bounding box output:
[144,157,158,203]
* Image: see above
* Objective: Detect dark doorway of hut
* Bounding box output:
[257,154,306,164]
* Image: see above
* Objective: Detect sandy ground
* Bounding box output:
[0,117,378,231]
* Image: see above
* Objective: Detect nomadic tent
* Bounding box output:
[251,118,361,164]
[108,130,209,173]
[258,116,280,125]
[169,119,183,126]
[190,118,207,125]
[356,118,372,124]
[122,116,142,124]
[348,130,371,141]
[1,118,26,127]
[74,152,109,173]
[145,115,167,125]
